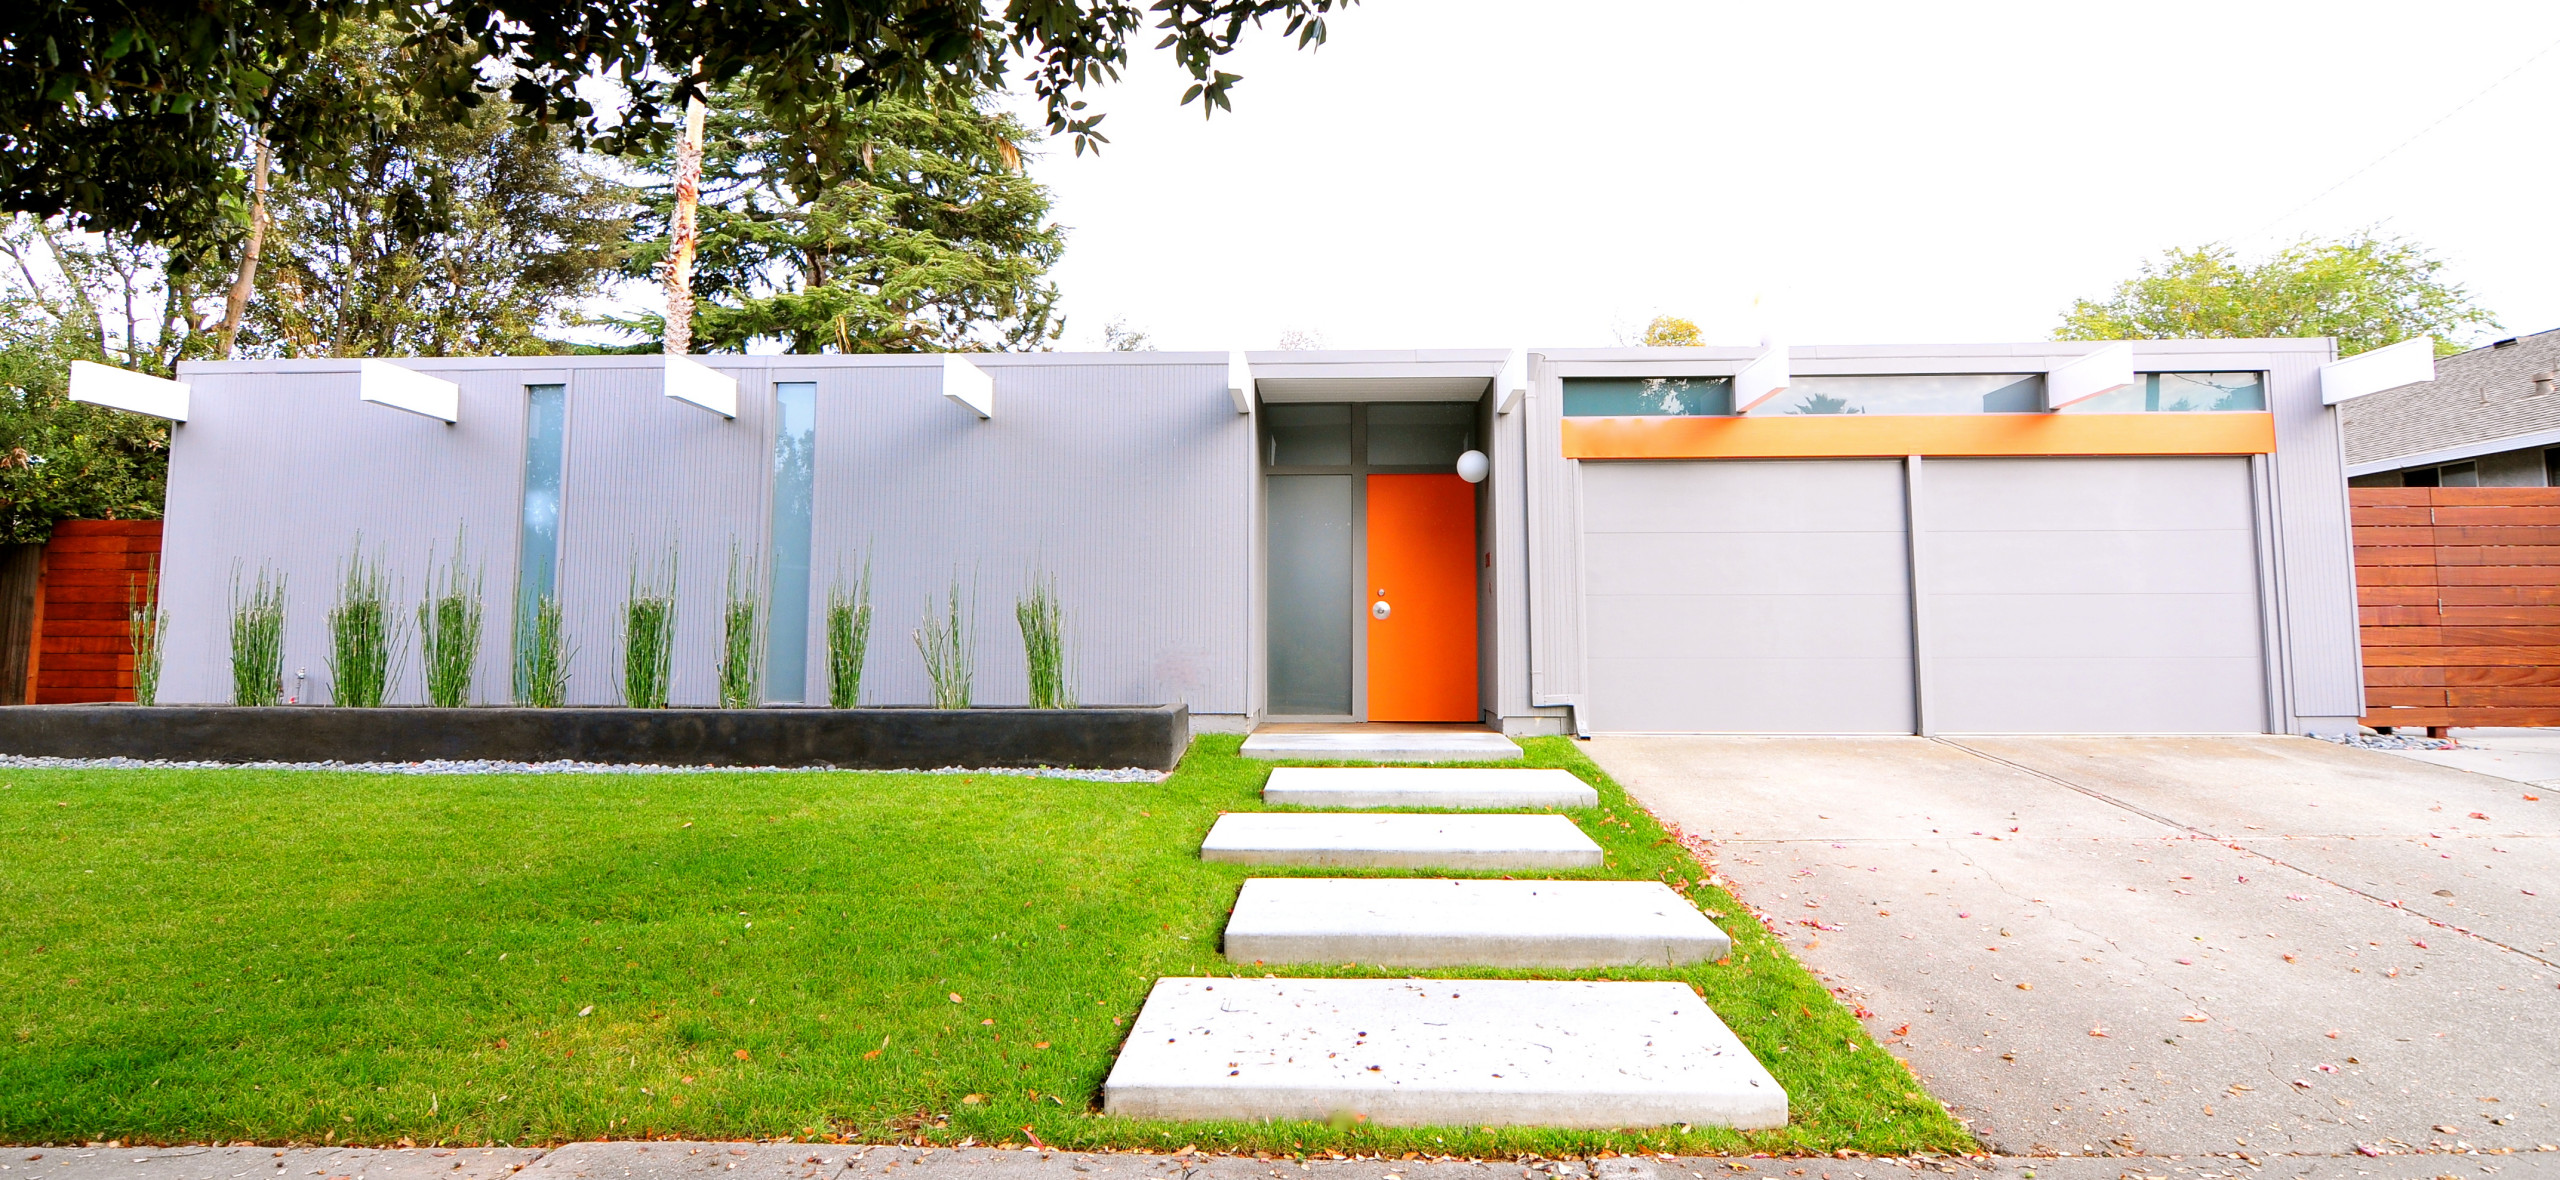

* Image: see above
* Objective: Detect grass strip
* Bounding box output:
[0,737,1968,1155]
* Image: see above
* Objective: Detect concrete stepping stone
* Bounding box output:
[1240,731,1523,763]
[1263,766,1596,809]
[1102,977,1786,1129]
[1200,813,1601,869]
[1223,878,1729,967]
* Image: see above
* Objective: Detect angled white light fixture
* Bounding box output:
[2043,342,2135,411]
[664,354,738,418]
[2321,337,2435,405]
[68,360,189,422]
[357,359,459,423]
[1732,338,1790,413]
[1228,351,1254,415]
[942,354,993,419]
[1496,349,1528,415]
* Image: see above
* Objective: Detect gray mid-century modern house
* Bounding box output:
[85,335,2425,738]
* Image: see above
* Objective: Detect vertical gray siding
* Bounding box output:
[552,362,776,707]
[1523,354,1586,709]
[807,357,1252,713]
[2262,347,2364,722]
[157,367,531,705]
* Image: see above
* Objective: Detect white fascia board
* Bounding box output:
[663,354,739,418]
[1497,349,1528,415]
[2343,423,2560,477]
[1732,342,1790,413]
[2043,342,2134,411]
[1228,351,1254,414]
[2322,337,2435,406]
[68,360,189,422]
[942,354,993,419]
[357,359,459,423]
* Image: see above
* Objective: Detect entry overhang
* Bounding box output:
[1244,350,1510,404]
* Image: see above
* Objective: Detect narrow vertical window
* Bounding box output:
[767,381,818,702]
[515,384,568,698]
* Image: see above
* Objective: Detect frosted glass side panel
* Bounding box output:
[514,383,567,694]
[1267,475,1354,715]
[767,381,817,702]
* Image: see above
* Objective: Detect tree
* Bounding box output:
[246,26,636,357]
[1103,317,1156,351]
[617,85,1063,353]
[9,0,1353,250]
[0,274,172,542]
[1640,315,1704,347]
[2056,231,2498,357]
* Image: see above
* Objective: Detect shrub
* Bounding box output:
[417,529,484,707]
[228,561,286,707]
[718,542,763,709]
[914,574,973,709]
[824,558,872,709]
[514,592,572,707]
[127,559,166,707]
[326,537,403,707]
[621,548,678,708]
[1016,571,1073,709]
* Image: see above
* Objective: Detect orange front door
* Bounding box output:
[1365,474,1479,722]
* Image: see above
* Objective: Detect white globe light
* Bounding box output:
[1455,449,1489,483]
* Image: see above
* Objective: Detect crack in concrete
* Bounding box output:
[1933,740,2560,972]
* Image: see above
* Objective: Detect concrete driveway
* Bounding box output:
[1586,734,2559,1159]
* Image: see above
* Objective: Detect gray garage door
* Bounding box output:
[1919,457,2266,733]
[1580,460,1917,732]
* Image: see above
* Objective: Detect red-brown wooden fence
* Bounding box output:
[2354,487,2560,730]
[27,520,164,704]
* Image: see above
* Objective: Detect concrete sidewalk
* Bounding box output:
[1585,735,2559,1159]
[2381,728,2560,790]
[10,1142,2557,1180]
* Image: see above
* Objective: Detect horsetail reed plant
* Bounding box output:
[718,541,764,709]
[914,574,974,709]
[823,558,873,708]
[514,592,573,707]
[229,561,287,707]
[127,558,167,707]
[417,528,484,707]
[1017,571,1074,709]
[326,537,404,707]
[621,547,678,708]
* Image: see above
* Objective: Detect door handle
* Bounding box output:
[1372,600,1392,620]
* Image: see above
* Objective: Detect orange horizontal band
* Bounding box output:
[1560,412,2277,460]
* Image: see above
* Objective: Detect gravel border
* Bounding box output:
[2321,732,2458,751]
[0,753,1168,782]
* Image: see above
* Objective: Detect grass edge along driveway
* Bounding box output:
[0,735,1969,1157]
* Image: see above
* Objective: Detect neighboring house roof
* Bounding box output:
[2340,327,2560,474]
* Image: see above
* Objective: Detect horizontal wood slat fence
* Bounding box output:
[2355,487,2560,730]
[28,520,163,704]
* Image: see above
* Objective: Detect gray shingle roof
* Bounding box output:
[2339,327,2560,466]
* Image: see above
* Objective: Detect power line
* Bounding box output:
[2239,29,2560,243]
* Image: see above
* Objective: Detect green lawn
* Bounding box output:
[0,736,1970,1156]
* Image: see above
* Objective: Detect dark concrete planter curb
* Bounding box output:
[0,703,1190,771]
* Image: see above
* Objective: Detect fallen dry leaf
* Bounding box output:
[863,1049,881,1060]
[948,993,964,1004]
[1034,1041,1051,1049]
[963,1094,985,1105]
[2016,983,2033,991]
[733,1049,750,1061]
[2183,1014,2210,1023]
[2088,1027,2110,1038]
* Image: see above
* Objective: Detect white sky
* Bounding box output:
[999,0,2560,353]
